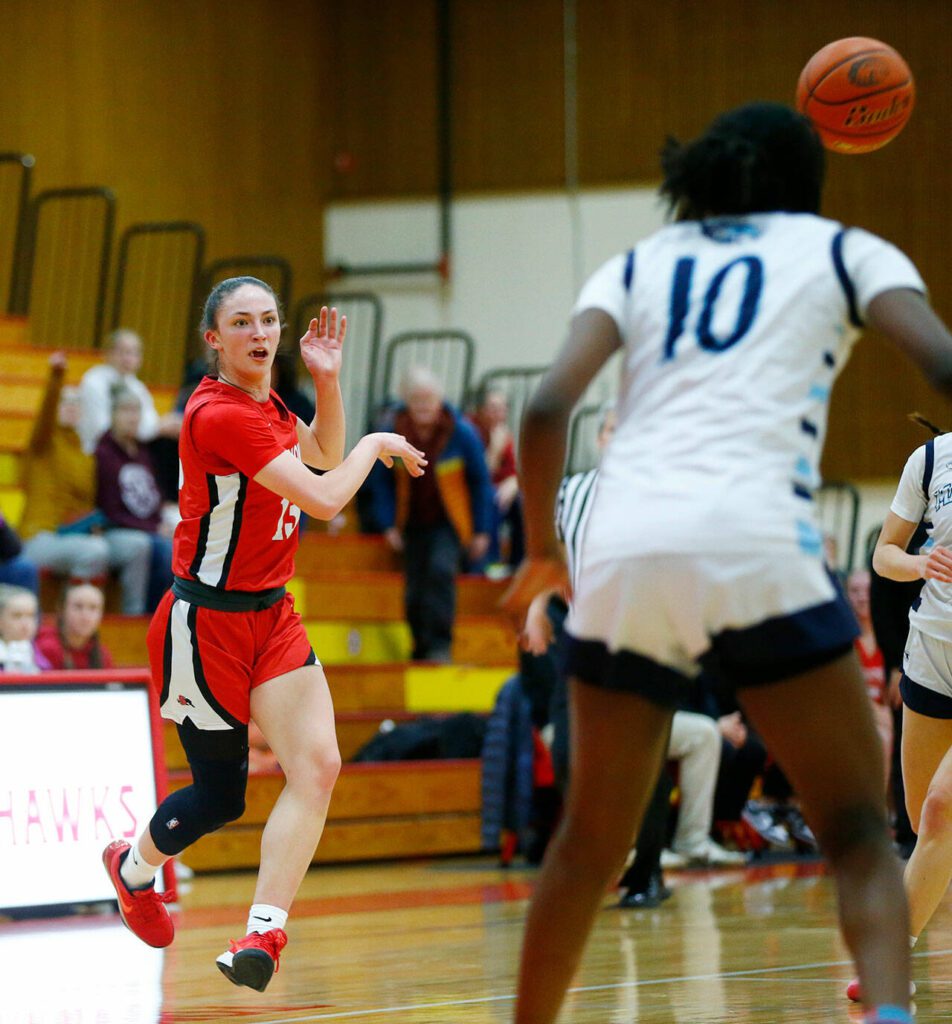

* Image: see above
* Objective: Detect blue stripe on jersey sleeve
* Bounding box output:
[831,229,863,328]
[623,248,635,292]
[923,438,935,499]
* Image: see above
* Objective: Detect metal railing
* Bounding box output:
[0,152,34,315]
[112,221,206,386]
[471,365,547,452]
[566,402,605,475]
[294,291,382,441]
[380,329,474,414]
[16,186,115,349]
[816,479,861,574]
[201,255,293,316]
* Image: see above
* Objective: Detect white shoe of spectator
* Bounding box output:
[671,839,748,867]
[660,848,689,870]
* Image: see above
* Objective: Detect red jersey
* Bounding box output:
[174,377,302,592]
[854,635,886,705]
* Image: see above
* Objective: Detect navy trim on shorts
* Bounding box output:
[900,674,952,719]
[701,592,859,689]
[564,636,693,710]
[304,649,317,667]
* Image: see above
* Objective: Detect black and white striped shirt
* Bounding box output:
[555,468,598,589]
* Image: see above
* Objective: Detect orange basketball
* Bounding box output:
[796,37,914,154]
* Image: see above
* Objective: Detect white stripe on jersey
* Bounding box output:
[195,473,242,587]
[555,468,598,590]
[160,600,234,730]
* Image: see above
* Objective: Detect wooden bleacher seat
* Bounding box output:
[171,759,483,870]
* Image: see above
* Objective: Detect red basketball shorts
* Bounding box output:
[147,591,318,729]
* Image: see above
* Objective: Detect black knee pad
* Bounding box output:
[150,753,249,855]
[149,720,249,857]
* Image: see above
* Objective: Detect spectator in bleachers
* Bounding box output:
[79,328,182,503]
[0,513,38,594]
[0,584,50,673]
[95,388,175,614]
[77,329,180,454]
[35,581,113,670]
[21,353,153,611]
[363,367,493,661]
[468,385,524,573]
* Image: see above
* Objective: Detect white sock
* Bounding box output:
[910,935,918,948]
[247,904,288,935]
[119,841,161,890]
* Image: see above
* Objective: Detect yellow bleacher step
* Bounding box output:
[96,613,517,669]
[289,571,508,620]
[0,417,33,454]
[0,486,25,528]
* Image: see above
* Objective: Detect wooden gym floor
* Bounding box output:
[4,854,950,1023]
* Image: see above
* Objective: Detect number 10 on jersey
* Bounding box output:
[663,255,764,360]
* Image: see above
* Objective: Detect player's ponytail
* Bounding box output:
[909,411,949,437]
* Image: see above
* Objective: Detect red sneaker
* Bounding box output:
[102,840,174,948]
[845,978,915,1002]
[216,929,288,992]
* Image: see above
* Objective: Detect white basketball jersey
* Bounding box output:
[574,212,924,564]
[890,433,952,643]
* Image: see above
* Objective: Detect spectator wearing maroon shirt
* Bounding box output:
[469,386,523,571]
[35,581,113,670]
[95,389,175,614]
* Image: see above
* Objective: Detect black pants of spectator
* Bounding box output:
[404,522,461,661]
[713,734,768,822]
[618,767,673,893]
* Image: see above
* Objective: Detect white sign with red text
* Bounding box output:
[0,686,163,909]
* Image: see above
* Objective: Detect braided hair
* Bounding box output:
[660,102,825,222]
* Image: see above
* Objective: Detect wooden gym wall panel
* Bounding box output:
[0,0,333,315]
[325,0,565,200]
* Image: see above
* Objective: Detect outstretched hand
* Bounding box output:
[373,432,428,477]
[499,556,570,637]
[300,306,346,381]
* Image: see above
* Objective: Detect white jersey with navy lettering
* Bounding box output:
[890,433,952,644]
[573,213,924,567]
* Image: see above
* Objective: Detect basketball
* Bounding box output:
[796,37,914,154]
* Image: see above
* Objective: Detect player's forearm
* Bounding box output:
[872,543,924,583]
[299,435,379,520]
[308,378,346,467]
[520,393,570,560]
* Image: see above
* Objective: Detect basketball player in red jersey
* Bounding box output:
[102,277,426,992]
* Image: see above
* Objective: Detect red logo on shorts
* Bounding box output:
[177,695,195,707]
